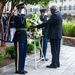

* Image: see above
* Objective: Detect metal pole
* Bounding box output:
[34,38,37,69]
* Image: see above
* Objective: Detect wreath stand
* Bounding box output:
[33,36,46,69]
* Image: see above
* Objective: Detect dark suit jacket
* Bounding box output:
[13,14,27,42]
[37,11,62,39]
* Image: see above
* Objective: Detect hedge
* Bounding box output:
[62,21,75,37]
[0,53,4,62]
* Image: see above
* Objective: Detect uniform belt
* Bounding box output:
[16,28,26,31]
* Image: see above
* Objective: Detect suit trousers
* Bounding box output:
[50,39,61,66]
[14,42,27,72]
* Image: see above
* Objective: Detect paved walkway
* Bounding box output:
[0,43,75,75]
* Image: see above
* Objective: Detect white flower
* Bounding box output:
[26,13,42,38]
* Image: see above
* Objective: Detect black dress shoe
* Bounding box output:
[57,64,60,67]
[15,71,19,73]
[15,70,28,74]
[41,58,49,61]
[57,62,60,67]
[46,64,57,68]
[19,71,28,74]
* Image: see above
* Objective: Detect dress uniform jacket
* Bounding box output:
[9,15,15,28]
[13,14,27,43]
[37,11,62,39]
[40,15,48,37]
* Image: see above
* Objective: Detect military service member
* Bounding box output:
[40,9,48,61]
[12,2,27,74]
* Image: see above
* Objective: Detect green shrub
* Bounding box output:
[5,46,15,59]
[27,38,40,53]
[27,43,34,53]
[0,53,4,62]
[62,22,75,37]
[32,39,39,47]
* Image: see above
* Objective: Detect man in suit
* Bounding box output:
[40,9,48,61]
[12,2,28,74]
[32,5,62,68]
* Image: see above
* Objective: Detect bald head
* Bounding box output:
[50,5,57,14]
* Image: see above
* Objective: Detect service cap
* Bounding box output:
[16,2,24,9]
[40,8,47,12]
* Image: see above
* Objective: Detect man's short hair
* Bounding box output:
[50,5,57,10]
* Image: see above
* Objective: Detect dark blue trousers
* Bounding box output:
[41,36,48,59]
[50,39,61,66]
[14,42,27,72]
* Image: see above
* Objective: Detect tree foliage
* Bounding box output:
[1,0,50,8]
[0,0,6,6]
[38,0,50,8]
[0,0,50,23]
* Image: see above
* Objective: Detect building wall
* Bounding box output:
[25,4,40,15]
[49,0,75,15]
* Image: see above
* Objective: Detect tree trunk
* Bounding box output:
[0,2,6,47]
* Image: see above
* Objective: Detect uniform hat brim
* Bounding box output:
[40,8,47,12]
[16,2,24,8]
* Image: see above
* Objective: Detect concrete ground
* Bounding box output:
[0,42,75,75]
